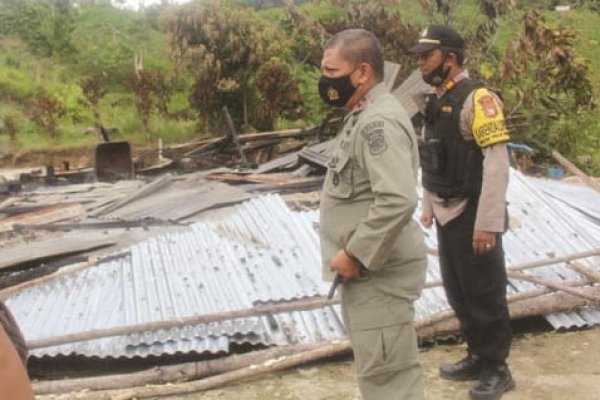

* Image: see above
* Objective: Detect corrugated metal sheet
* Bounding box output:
[7,195,343,359]
[298,140,336,168]
[416,169,600,329]
[519,175,600,328]
[6,169,600,360]
[22,180,145,213]
[96,174,252,222]
[383,61,401,90]
[392,69,430,118]
[5,173,248,224]
[0,235,116,271]
[528,176,600,229]
[503,170,599,275]
[530,176,600,218]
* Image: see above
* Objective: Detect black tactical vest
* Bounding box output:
[420,79,485,199]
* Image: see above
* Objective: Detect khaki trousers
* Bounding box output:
[341,260,425,400]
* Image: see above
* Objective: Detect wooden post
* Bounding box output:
[67,340,352,400]
[551,149,600,193]
[417,278,592,330]
[424,248,600,288]
[26,297,338,350]
[507,271,600,302]
[223,105,249,168]
[568,262,600,283]
[418,286,600,341]
[33,342,329,395]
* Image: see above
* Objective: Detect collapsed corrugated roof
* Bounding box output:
[515,175,600,328]
[528,175,600,224]
[7,195,343,359]
[93,173,252,222]
[6,169,600,360]
[0,173,257,278]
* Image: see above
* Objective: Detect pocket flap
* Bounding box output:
[324,152,353,199]
[347,304,414,331]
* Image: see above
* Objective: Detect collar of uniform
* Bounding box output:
[346,82,387,119]
[366,82,388,101]
[436,70,469,98]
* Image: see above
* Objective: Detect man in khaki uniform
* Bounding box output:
[411,25,514,400]
[318,29,427,399]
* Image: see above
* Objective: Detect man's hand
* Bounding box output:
[473,230,497,255]
[329,249,362,281]
[420,209,434,228]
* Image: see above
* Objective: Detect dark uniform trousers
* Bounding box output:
[436,199,512,364]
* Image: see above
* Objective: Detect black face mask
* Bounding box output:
[318,71,357,107]
[422,54,450,86]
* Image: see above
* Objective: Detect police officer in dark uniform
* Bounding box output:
[410,25,515,400]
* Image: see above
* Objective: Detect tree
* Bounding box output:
[0,0,75,57]
[280,1,329,68]
[164,1,283,132]
[125,68,171,141]
[1,115,18,143]
[581,0,600,12]
[495,10,596,156]
[68,3,169,87]
[320,2,421,82]
[255,58,304,131]
[28,95,66,139]
[463,0,515,70]
[80,73,108,124]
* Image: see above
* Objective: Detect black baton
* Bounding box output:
[327,273,343,300]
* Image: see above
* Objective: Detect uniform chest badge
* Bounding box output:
[441,105,453,113]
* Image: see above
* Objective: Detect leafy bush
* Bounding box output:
[0,0,597,174]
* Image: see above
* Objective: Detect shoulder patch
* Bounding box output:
[360,120,388,156]
[471,88,510,148]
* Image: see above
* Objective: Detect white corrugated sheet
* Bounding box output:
[6,170,600,359]
[417,170,600,329]
[8,195,342,358]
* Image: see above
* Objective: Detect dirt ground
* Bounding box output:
[158,325,600,400]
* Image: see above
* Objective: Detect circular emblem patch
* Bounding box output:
[478,95,499,118]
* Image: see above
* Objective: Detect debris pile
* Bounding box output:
[0,66,598,399]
